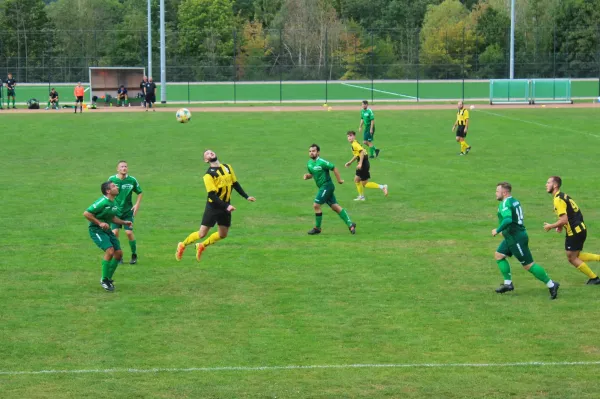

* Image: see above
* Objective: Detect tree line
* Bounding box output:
[0,0,599,82]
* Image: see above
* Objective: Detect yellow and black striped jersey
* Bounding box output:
[203,163,238,206]
[553,191,586,236]
[456,108,469,125]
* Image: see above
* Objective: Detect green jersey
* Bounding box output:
[86,196,119,228]
[307,157,335,189]
[108,174,142,215]
[497,196,526,241]
[361,108,374,130]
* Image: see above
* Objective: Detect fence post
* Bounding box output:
[416,28,420,103]
[553,24,557,78]
[233,28,237,104]
[325,27,328,104]
[598,25,600,97]
[279,28,283,103]
[462,25,465,101]
[370,31,374,104]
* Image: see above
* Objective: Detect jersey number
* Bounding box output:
[569,199,580,213]
[515,205,524,225]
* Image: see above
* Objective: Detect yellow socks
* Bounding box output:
[355,182,364,196]
[364,182,381,189]
[182,231,200,246]
[463,140,470,148]
[202,232,223,247]
[579,253,600,262]
[577,262,598,279]
[459,141,467,153]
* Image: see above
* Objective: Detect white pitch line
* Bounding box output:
[3,361,600,376]
[341,82,418,100]
[84,87,90,92]
[478,110,600,139]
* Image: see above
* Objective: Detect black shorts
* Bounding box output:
[201,203,231,228]
[75,96,84,103]
[145,93,156,103]
[355,164,371,181]
[565,230,586,251]
[456,125,467,138]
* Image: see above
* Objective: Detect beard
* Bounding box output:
[209,156,218,162]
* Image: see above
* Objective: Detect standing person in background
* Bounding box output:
[6,73,16,109]
[140,76,148,107]
[144,77,156,112]
[74,82,85,113]
[359,100,380,159]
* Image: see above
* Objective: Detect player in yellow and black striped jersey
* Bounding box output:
[175,150,256,262]
[544,176,600,284]
[451,101,471,155]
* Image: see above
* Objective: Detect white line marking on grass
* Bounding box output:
[478,110,600,139]
[3,361,600,376]
[341,82,418,100]
[84,87,90,92]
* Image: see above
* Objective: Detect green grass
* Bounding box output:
[8,78,599,104]
[2,108,600,398]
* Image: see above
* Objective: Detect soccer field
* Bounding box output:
[7,78,600,104]
[2,107,600,397]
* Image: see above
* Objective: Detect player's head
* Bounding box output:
[496,182,512,201]
[149,77,153,82]
[51,87,55,92]
[116,160,128,174]
[120,85,124,88]
[143,75,147,81]
[309,144,320,160]
[546,176,562,194]
[346,130,357,143]
[362,100,368,110]
[101,181,119,195]
[204,150,218,163]
[8,73,12,78]
[77,81,81,86]
[458,101,464,109]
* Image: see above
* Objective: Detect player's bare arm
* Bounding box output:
[344,156,357,168]
[112,216,133,228]
[544,214,568,232]
[84,211,109,230]
[357,149,366,169]
[370,119,374,134]
[132,192,143,216]
[359,119,363,132]
[303,173,313,180]
[464,118,469,133]
[332,168,344,184]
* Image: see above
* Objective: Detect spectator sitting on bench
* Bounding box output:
[46,88,59,110]
[117,85,129,107]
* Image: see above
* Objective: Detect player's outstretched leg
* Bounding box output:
[527,262,559,300]
[308,212,323,235]
[195,231,224,262]
[364,182,388,197]
[176,231,200,260]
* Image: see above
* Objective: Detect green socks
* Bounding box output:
[496,259,512,281]
[338,209,352,227]
[528,263,551,284]
[315,213,323,228]
[108,258,119,279]
[102,260,111,280]
[129,240,137,255]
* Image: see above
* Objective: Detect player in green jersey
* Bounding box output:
[492,182,559,299]
[110,161,143,264]
[359,100,380,159]
[303,144,356,235]
[84,181,133,291]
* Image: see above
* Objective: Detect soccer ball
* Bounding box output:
[176,108,191,123]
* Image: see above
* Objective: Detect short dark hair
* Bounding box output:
[549,176,562,188]
[101,181,112,195]
[117,160,127,166]
[346,130,356,137]
[310,144,320,152]
[497,182,512,192]
[362,100,368,105]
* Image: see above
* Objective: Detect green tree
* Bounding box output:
[1,0,54,81]
[554,0,600,77]
[177,0,235,80]
[419,0,476,79]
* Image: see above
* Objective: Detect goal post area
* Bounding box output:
[89,67,146,102]
[490,78,573,105]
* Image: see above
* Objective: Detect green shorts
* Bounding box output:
[497,236,534,266]
[110,211,134,231]
[363,126,375,142]
[314,186,338,206]
[89,227,121,251]
[7,89,15,97]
